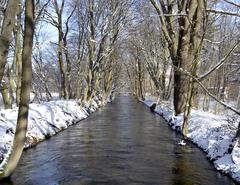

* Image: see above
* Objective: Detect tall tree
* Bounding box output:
[14,0,23,106]
[150,0,206,115]
[0,0,18,86]
[53,0,67,99]
[150,0,206,137]
[0,0,35,178]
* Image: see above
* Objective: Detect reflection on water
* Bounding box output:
[173,146,198,185]
[0,96,236,185]
[0,178,14,185]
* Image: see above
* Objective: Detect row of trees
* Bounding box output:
[0,0,133,179]
[0,0,239,179]
[123,0,239,138]
[0,0,133,110]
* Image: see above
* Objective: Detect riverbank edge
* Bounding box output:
[140,97,240,184]
[0,96,108,168]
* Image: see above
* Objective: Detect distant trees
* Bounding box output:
[199,13,240,114]
[0,0,238,178]
[0,0,134,176]
[0,0,132,107]
[34,0,131,102]
[82,0,130,102]
[44,0,68,99]
[125,5,172,101]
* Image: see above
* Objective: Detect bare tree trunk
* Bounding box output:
[0,65,14,109]
[150,0,205,117]
[51,0,67,99]
[137,57,144,99]
[75,7,87,100]
[237,87,240,110]
[0,0,18,85]
[203,78,210,111]
[7,65,14,105]
[84,0,95,101]
[63,39,72,99]
[214,71,223,114]
[161,47,168,99]
[165,67,173,100]
[62,4,76,99]
[183,74,195,138]
[15,2,22,106]
[0,81,12,109]
[43,78,52,101]
[0,0,34,178]
[57,25,67,99]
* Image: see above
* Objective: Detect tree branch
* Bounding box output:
[198,40,240,81]
[207,9,240,17]
[175,67,240,115]
[222,0,240,8]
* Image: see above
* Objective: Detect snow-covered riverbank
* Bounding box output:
[143,96,240,183]
[0,97,104,165]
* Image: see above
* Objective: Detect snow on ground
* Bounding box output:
[143,96,240,182]
[0,97,104,166]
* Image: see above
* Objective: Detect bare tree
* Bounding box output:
[0,0,35,179]
[0,0,18,86]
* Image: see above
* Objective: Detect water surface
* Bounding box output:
[1,96,236,185]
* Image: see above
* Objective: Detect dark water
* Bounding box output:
[0,96,236,185]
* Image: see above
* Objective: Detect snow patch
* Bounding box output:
[178,140,187,146]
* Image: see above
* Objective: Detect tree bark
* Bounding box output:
[0,0,18,85]
[0,80,12,109]
[137,56,144,99]
[84,0,95,101]
[51,0,67,99]
[150,0,205,116]
[14,1,22,106]
[237,87,240,110]
[57,20,67,99]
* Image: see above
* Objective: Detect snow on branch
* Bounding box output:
[154,13,187,17]
[204,39,223,45]
[207,9,240,17]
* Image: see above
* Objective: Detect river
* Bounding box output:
[1,96,236,185]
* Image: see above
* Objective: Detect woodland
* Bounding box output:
[0,0,239,182]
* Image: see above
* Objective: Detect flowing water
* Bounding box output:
[0,96,237,185]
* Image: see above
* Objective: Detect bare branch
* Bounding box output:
[207,9,240,17]
[151,13,187,17]
[35,0,51,23]
[149,0,173,46]
[176,67,240,115]
[63,1,77,40]
[204,38,223,44]
[198,40,240,81]
[222,0,240,8]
